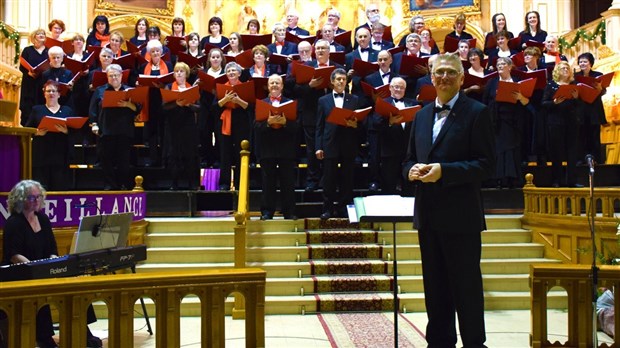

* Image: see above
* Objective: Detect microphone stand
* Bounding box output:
[587,160,598,347]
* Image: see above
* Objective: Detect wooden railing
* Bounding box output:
[530,264,619,348]
[233,140,251,319]
[0,22,22,125]
[521,174,620,264]
[0,268,266,348]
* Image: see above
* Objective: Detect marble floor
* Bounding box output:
[86,309,614,347]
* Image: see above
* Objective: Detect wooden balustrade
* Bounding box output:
[233,140,251,319]
[530,264,619,348]
[521,174,620,264]
[0,268,266,348]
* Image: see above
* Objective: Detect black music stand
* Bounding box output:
[348,195,415,348]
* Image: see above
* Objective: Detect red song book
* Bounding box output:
[87,45,104,59]
[91,69,130,88]
[225,49,254,68]
[125,40,147,55]
[552,84,579,101]
[334,30,352,47]
[352,59,379,77]
[38,116,88,132]
[160,85,200,104]
[285,32,316,45]
[216,80,256,103]
[508,37,522,51]
[240,34,273,50]
[255,99,298,122]
[462,71,498,89]
[525,40,545,49]
[250,76,271,100]
[512,69,547,90]
[102,87,148,108]
[165,35,188,54]
[196,70,228,92]
[417,84,437,102]
[510,52,525,67]
[326,106,372,126]
[57,73,80,96]
[177,52,208,69]
[387,45,405,56]
[137,72,175,87]
[576,83,601,104]
[496,78,536,103]
[112,54,136,70]
[44,37,74,54]
[20,57,49,75]
[398,55,429,78]
[329,51,346,66]
[374,97,421,123]
[268,53,293,66]
[575,72,615,89]
[63,53,97,76]
[294,64,335,89]
[443,36,476,53]
[360,81,390,99]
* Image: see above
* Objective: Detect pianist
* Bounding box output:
[1,180,102,348]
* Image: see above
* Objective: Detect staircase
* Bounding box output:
[129,215,565,316]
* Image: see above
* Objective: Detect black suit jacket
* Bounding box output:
[316,93,361,159]
[402,93,495,233]
[372,96,418,158]
[287,27,310,36]
[346,48,379,97]
[254,96,299,159]
[370,40,395,52]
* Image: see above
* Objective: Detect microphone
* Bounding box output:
[73,201,103,237]
[585,154,595,175]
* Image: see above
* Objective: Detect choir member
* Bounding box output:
[519,11,548,50]
[86,15,110,47]
[130,17,149,47]
[285,9,310,36]
[18,28,48,126]
[483,13,514,56]
[201,17,229,51]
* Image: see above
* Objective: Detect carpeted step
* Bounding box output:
[312,275,394,293]
[315,293,397,312]
[304,218,371,230]
[306,230,378,244]
[308,244,384,259]
[310,260,389,275]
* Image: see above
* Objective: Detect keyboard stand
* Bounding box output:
[131,264,153,335]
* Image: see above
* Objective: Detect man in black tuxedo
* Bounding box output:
[268,22,299,74]
[345,27,378,97]
[320,24,345,52]
[288,39,343,192]
[326,9,353,53]
[255,75,298,220]
[286,10,310,36]
[316,68,361,219]
[402,54,495,348]
[354,4,393,47]
[370,23,395,52]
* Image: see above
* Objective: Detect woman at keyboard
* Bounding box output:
[1,180,102,348]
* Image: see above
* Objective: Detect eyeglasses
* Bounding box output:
[433,69,459,78]
[108,73,121,78]
[44,89,58,93]
[26,194,44,202]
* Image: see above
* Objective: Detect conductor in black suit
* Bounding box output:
[316,68,361,219]
[403,54,495,348]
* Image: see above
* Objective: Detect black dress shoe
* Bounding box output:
[571,183,584,188]
[551,182,560,188]
[260,214,273,220]
[284,215,298,220]
[320,211,332,220]
[218,184,230,191]
[304,183,317,192]
[368,182,379,191]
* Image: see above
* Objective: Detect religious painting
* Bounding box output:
[410,0,477,11]
[95,0,174,17]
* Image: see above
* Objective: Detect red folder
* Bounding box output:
[326,106,372,126]
[111,54,135,70]
[294,64,335,89]
[38,116,88,132]
[268,53,293,66]
[508,37,522,51]
[165,35,188,54]
[87,45,103,59]
[160,85,200,104]
[329,51,346,66]
[374,97,421,123]
[63,53,97,76]
[215,80,256,103]
[417,84,437,102]
[443,36,476,53]
[285,32,316,45]
[510,52,525,67]
[196,70,228,92]
[137,72,175,87]
[177,52,208,69]
[255,99,298,122]
[125,40,146,55]
[398,55,429,78]
[352,59,379,77]
[102,87,148,108]
[225,49,254,68]
[525,40,545,49]
[576,83,601,104]
[360,81,390,99]
[44,37,74,54]
[552,84,579,100]
[382,26,393,42]
[20,57,49,75]
[91,69,130,88]
[574,72,615,89]
[512,69,547,90]
[462,71,498,89]
[201,43,220,56]
[334,31,352,47]
[240,34,272,50]
[250,76,270,100]
[57,73,80,96]
[387,46,405,56]
[496,78,536,103]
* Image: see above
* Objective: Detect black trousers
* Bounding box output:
[303,125,321,186]
[100,135,132,189]
[380,156,402,195]
[260,158,296,217]
[548,123,578,186]
[322,157,355,214]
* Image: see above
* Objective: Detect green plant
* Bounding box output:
[0,21,21,64]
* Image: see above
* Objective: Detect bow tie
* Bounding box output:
[373,41,382,46]
[276,41,284,46]
[382,72,391,79]
[433,104,451,114]
[319,63,328,67]
[393,98,404,103]
[334,93,344,98]
[360,47,370,52]
[270,96,281,102]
